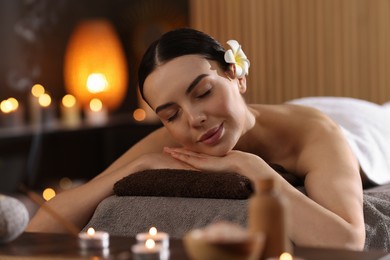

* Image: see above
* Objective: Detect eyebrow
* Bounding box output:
[155,74,209,114]
[185,73,209,95]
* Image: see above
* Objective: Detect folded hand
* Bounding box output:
[163,147,275,181]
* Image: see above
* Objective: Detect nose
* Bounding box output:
[186,108,206,128]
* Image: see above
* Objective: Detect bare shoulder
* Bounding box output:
[248,103,352,175]
[251,103,330,121]
[250,103,339,136]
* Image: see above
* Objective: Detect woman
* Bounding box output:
[27,28,370,250]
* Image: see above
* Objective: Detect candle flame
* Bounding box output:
[1,98,19,113]
[89,98,103,112]
[1,100,12,113]
[0,100,12,113]
[32,84,45,97]
[145,239,155,249]
[8,98,19,110]
[279,252,293,260]
[87,227,96,236]
[42,188,56,201]
[39,93,52,107]
[87,73,108,94]
[62,94,76,108]
[149,227,157,236]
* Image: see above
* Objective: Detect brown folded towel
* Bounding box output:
[113,169,253,200]
[113,166,304,200]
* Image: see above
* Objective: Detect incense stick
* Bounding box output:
[19,185,79,236]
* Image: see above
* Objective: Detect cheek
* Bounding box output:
[164,124,192,145]
[211,90,238,117]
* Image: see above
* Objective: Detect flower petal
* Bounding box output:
[224,49,236,64]
[235,64,244,78]
[226,40,240,54]
[236,48,247,59]
[241,60,250,75]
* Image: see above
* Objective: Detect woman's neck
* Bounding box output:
[234,104,263,153]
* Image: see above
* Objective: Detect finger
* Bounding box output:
[168,151,211,169]
[164,147,205,158]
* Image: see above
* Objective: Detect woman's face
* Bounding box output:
[143,55,248,156]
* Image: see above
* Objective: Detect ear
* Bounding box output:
[225,64,247,93]
[225,64,236,81]
[238,76,247,93]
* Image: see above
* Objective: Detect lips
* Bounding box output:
[198,123,224,145]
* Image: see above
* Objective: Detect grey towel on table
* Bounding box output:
[363,184,390,251]
[85,196,248,238]
[85,184,390,252]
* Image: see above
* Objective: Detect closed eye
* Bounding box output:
[197,89,211,99]
[167,110,179,122]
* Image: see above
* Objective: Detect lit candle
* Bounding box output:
[78,227,109,250]
[0,97,24,127]
[85,98,108,125]
[38,93,56,126]
[29,84,45,125]
[132,238,165,260]
[266,252,305,260]
[60,94,81,127]
[136,227,169,249]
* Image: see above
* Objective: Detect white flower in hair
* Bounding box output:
[224,40,250,78]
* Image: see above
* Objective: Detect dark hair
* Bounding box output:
[138,28,230,102]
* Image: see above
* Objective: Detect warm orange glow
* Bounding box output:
[39,93,52,107]
[133,108,146,121]
[1,98,19,113]
[31,84,45,97]
[42,188,56,201]
[64,19,128,111]
[62,94,76,108]
[87,73,108,93]
[89,98,103,112]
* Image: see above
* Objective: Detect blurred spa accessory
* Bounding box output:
[0,195,29,243]
[248,178,292,259]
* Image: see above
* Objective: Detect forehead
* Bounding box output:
[143,55,219,108]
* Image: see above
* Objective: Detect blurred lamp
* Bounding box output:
[64,19,128,111]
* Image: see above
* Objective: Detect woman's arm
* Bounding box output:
[165,147,365,250]
[26,127,188,233]
[164,106,365,250]
[288,108,365,249]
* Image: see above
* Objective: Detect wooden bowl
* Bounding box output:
[183,222,265,260]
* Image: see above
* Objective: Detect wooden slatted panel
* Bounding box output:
[189,0,390,104]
